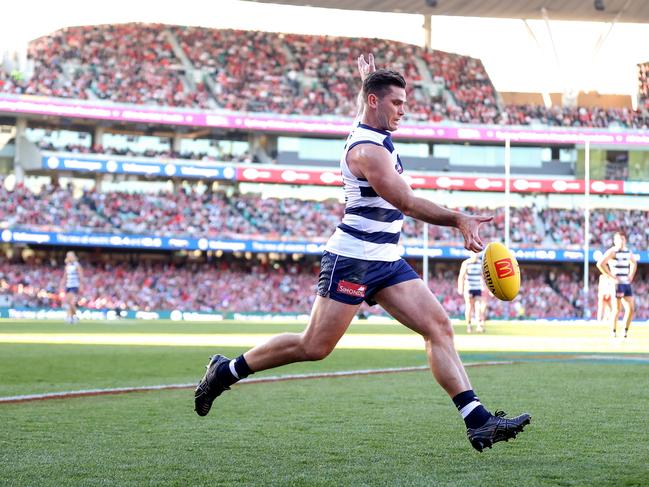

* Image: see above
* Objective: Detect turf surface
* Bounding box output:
[1,319,648,486]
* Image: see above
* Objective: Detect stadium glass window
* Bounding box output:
[433,144,451,158]
[278,137,342,161]
[180,138,249,160]
[508,148,544,167]
[393,142,429,157]
[26,129,90,150]
[278,137,430,161]
[435,144,543,168]
[103,133,169,153]
[559,149,576,163]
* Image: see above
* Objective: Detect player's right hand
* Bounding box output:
[358,53,375,81]
[457,214,493,252]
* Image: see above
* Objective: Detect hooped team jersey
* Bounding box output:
[65,262,80,288]
[465,260,483,291]
[608,247,632,284]
[325,122,404,262]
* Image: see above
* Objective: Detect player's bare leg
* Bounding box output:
[65,291,77,324]
[599,296,613,324]
[464,296,474,334]
[597,296,605,322]
[611,298,622,337]
[244,296,360,370]
[377,279,470,395]
[620,297,634,338]
[375,278,530,451]
[476,297,486,333]
[194,296,360,416]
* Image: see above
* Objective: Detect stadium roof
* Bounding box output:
[246,0,649,23]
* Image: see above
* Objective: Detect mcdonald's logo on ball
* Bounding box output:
[482,243,521,301]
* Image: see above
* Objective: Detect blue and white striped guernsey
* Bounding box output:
[465,260,483,291]
[325,122,404,262]
[609,248,632,284]
[65,262,80,289]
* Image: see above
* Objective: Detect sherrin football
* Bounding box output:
[482,242,520,301]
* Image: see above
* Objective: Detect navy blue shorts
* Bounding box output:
[317,251,419,306]
[65,287,79,294]
[468,289,482,298]
[615,284,633,297]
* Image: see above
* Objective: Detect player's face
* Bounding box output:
[614,234,625,247]
[376,86,406,131]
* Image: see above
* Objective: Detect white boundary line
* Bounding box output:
[0,360,513,404]
[574,354,649,362]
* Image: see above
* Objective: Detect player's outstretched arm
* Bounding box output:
[349,144,491,252]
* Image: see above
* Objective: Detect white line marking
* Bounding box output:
[0,361,513,404]
[574,354,649,362]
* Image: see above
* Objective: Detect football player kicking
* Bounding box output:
[194,54,531,452]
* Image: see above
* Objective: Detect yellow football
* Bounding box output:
[482,242,521,301]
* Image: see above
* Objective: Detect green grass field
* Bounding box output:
[1,319,648,486]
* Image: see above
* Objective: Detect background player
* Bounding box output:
[457,251,487,333]
[59,251,83,324]
[596,232,637,338]
[596,273,614,324]
[193,54,530,452]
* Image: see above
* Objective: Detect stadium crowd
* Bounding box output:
[3,182,648,248]
[420,49,500,125]
[501,105,648,128]
[639,61,649,109]
[1,24,211,107]
[1,257,645,320]
[540,207,649,249]
[0,259,316,314]
[3,23,649,128]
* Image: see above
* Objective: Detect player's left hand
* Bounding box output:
[457,214,493,252]
[358,53,375,81]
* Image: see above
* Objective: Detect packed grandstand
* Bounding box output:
[1,23,648,321]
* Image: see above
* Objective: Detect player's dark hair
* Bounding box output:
[363,69,406,99]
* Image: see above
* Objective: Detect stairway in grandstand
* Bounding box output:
[544,271,581,315]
